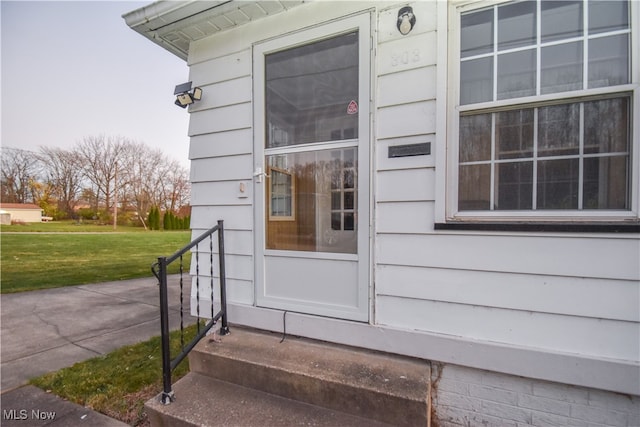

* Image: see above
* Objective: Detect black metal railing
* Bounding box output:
[151,219,229,405]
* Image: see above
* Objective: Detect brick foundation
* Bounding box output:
[431,364,640,427]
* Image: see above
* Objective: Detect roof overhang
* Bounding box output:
[123,1,306,61]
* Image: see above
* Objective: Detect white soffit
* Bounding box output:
[123,1,306,61]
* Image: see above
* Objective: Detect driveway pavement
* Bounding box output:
[1,275,197,425]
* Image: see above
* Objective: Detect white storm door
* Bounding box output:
[254,14,371,322]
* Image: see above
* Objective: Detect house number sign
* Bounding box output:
[391,49,421,67]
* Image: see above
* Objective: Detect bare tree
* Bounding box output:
[2,137,191,224]
[0,147,40,204]
[159,159,190,213]
[119,141,158,225]
[38,147,84,218]
[74,135,128,213]
[122,143,190,222]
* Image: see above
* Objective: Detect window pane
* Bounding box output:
[459,164,491,211]
[538,103,580,157]
[589,0,629,34]
[331,192,341,210]
[266,148,357,254]
[542,1,583,42]
[343,170,354,189]
[584,97,629,154]
[498,1,536,50]
[541,42,583,94]
[588,35,629,88]
[344,213,355,231]
[344,191,354,210]
[497,50,536,100]
[461,9,494,57]
[265,32,358,147]
[459,114,492,162]
[343,149,355,167]
[495,162,533,210]
[331,213,341,231]
[461,57,493,105]
[537,159,579,209]
[496,109,534,159]
[583,156,629,209]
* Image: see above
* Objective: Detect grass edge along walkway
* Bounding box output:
[29,323,201,427]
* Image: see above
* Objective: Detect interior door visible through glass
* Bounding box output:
[265,31,359,254]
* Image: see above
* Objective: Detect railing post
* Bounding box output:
[152,220,229,404]
[157,256,174,404]
[217,220,230,335]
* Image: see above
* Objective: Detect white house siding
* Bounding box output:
[375,234,639,361]
[187,46,254,308]
[179,0,640,421]
[373,0,640,371]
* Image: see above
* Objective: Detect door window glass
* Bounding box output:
[265,32,359,148]
[266,148,357,254]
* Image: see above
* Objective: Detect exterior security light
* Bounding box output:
[397,6,416,35]
[175,93,194,108]
[174,81,203,108]
[192,87,202,101]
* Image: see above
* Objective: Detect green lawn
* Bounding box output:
[3,221,198,425]
[1,230,192,293]
[30,324,199,426]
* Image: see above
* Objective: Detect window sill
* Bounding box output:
[434,221,640,233]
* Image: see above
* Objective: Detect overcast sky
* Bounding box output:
[1,0,192,167]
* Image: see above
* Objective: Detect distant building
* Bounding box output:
[0,203,45,223]
[0,210,10,225]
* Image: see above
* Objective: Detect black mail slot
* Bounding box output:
[388,142,431,158]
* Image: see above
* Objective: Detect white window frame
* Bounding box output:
[440,0,640,223]
[267,166,296,222]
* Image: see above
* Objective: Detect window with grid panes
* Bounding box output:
[455,0,635,216]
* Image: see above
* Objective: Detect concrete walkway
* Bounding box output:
[1,386,128,427]
[0,275,196,425]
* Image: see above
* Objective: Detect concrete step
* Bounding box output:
[145,372,396,427]
[186,327,431,426]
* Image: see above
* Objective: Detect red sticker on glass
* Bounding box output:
[347,100,358,115]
